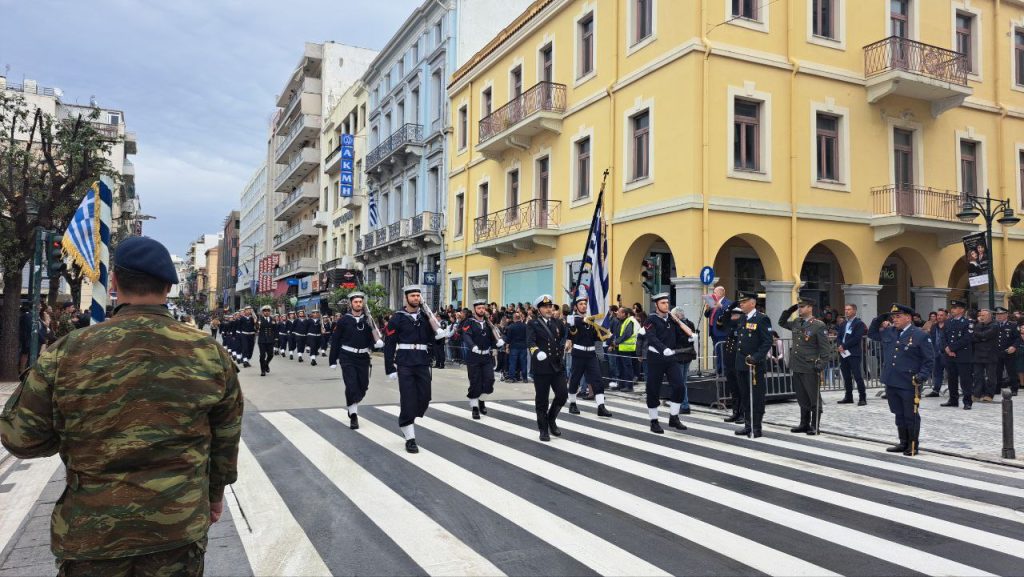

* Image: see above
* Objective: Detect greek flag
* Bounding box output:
[62,179,112,324]
[368,190,380,228]
[577,197,609,321]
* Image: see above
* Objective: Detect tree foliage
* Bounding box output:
[329,282,391,320]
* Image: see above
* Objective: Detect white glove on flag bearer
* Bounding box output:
[663,348,674,357]
[537,351,548,361]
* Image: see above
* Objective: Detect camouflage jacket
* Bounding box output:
[56,312,77,339]
[0,304,244,561]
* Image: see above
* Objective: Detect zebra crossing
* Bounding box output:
[224,398,1024,577]
[3,397,1023,576]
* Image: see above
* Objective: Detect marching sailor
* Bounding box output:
[642,293,689,434]
[384,285,445,453]
[461,299,504,419]
[566,296,612,417]
[293,309,310,363]
[285,311,298,359]
[238,306,256,368]
[330,292,383,430]
[256,305,278,376]
[868,303,934,456]
[528,295,568,441]
[275,314,288,356]
[307,310,322,366]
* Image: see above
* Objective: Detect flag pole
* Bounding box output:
[92,177,113,324]
[571,168,609,301]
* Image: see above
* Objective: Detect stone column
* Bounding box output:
[842,284,882,323]
[761,281,797,338]
[670,277,707,321]
[910,286,951,315]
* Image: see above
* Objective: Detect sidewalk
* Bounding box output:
[610,385,1024,466]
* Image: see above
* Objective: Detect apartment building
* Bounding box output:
[217,211,240,309]
[446,0,1024,324]
[270,42,376,312]
[236,165,269,306]
[357,0,534,310]
[320,80,370,291]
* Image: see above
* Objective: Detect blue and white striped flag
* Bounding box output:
[368,190,380,228]
[62,179,112,324]
[577,197,609,322]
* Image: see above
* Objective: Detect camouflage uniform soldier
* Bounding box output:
[0,236,243,577]
[56,302,78,339]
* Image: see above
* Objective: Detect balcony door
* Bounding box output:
[890,0,910,68]
[894,128,915,216]
[537,157,550,228]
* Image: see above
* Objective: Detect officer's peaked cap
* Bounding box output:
[889,303,915,316]
[260,305,271,311]
[534,294,554,308]
[736,291,758,303]
[949,299,968,309]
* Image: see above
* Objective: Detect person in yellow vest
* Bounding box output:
[609,307,639,392]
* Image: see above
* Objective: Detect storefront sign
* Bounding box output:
[338,134,355,198]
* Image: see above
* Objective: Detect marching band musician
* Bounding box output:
[528,295,568,441]
[330,292,383,430]
[461,299,504,419]
[384,285,445,453]
[566,296,613,418]
[642,293,689,434]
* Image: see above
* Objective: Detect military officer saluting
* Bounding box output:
[566,296,612,417]
[330,292,383,430]
[778,298,833,434]
[868,303,934,456]
[384,285,445,453]
[942,299,975,409]
[527,294,568,441]
[462,299,504,419]
[734,291,773,438]
[642,293,689,434]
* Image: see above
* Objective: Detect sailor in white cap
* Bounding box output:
[329,292,382,430]
[461,299,503,419]
[383,285,445,453]
[256,305,278,376]
[642,293,689,434]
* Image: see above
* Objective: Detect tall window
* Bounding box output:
[893,128,914,191]
[733,100,760,171]
[536,157,549,204]
[816,113,839,181]
[507,169,520,210]
[634,0,653,44]
[732,0,758,20]
[578,12,595,78]
[540,44,553,83]
[510,66,523,99]
[890,0,909,38]
[956,12,974,73]
[960,140,978,198]
[1020,151,1024,207]
[479,183,489,216]
[576,137,591,200]
[812,0,834,39]
[455,193,465,237]
[1016,29,1024,86]
[432,72,443,122]
[410,89,419,123]
[458,105,468,150]
[482,87,493,116]
[631,110,651,181]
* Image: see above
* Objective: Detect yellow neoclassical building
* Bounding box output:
[445,0,1024,325]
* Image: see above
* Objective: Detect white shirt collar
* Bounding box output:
[746,309,757,320]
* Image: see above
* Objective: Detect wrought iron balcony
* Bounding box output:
[477,81,566,158]
[863,36,972,116]
[366,123,424,172]
[869,185,978,245]
[410,211,442,236]
[473,199,561,257]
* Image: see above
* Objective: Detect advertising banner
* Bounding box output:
[962,231,990,287]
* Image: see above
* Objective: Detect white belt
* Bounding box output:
[474,348,491,354]
[240,332,254,335]
[342,345,370,354]
[573,344,596,352]
[397,344,429,351]
[648,346,664,354]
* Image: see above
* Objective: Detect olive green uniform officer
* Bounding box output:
[778,298,833,434]
[1,236,244,577]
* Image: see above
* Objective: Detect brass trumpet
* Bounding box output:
[584,313,613,342]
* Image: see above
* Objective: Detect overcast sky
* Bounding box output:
[0,0,420,256]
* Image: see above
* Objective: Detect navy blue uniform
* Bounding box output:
[331,313,376,408]
[868,316,933,439]
[238,315,256,363]
[716,313,743,420]
[461,318,498,402]
[384,309,435,428]
[735,311,773,433]
[943,315,974,406]
[996,319,1020,391]
[528,316,568,433]
[256,314,278,374]
[567,315,604,396]
[643,314,687,409]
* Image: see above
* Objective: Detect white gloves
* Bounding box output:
[663,348,675,357]
[435,329,447,340]
[689,335,696,342]
[496,338,505,348]
[638,326,646,336]
[537,351,548,361]
[374,339,384,349]
[387,372,398,380]
[472,346,482,354]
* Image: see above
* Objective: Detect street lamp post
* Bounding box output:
[956,189,1021,310]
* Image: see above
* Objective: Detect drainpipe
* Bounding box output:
[994,0,1010,300]
[460,78,473,308]
[789,2,802,299]
[700,0,711,272]
[607,0,621,304]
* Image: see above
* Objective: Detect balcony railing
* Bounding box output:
[366,123,423,170]
[410,211,442,235]
[275,257,317,277]
[479,82,567,143]
[273,220,316,248]
[375,227,387,245]
[275,114,319,159]
[274,183,314,217]
[870,185,963,221]
[474,199,562,243]
[864,36,968,87]
[1,81,57,96]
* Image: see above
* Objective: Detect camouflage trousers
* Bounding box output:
[56,537,206,577]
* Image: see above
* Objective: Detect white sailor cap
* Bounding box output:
[652,292,671,302]
[402,285,423,295]
[260,305,272,311]
[348,291,366,301]
[472,299,488,307]
[534,294,555,308]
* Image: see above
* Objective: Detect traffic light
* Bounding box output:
[641,258,655,294]
[46,233,65,276]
